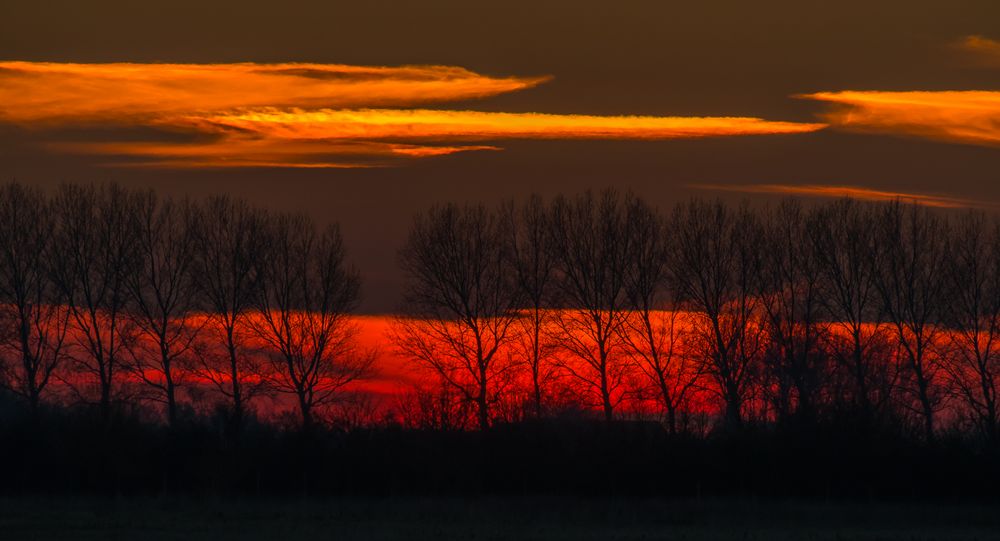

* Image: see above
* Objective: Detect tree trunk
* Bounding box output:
[20,318,41,419]
[28,385,41,421]
[854,346,871,417]
[99,363,112,423]
[979,369,997,443]
[226,328,244,431]
[658,373,676,434]
[531,323,543,418]
[600,367,613,423]
[532,369,543,419]
[794,368,815,422]
[918,383,935,442]
[724,381,743,429]
[912,356,935,442]
[165,364,177,428]
[299,393,313,431]
[476,392,489,430]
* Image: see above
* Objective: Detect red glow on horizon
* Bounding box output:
[15,304,969,427]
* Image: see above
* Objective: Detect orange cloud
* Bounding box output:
[0,61,549,124]
[692,183,987,209]
[0,61,825,168]
[53,139,501,168]
[189,108,824,141]
[952,35,1000,67]
[53,109,823,167]
[799,90,1000,148]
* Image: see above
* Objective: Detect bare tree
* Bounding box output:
[547,190,636,422]
[670,200,763,429]
[941,211,1000,442]
[810,198,894,419]
[620,199,700,433]
[392,203,520,430]
[125,191,202,427]
[51,183,139,421]
[756,200,827,422]
[873,201,948,441]
[248,213,372,429]
[502,195,558,417]
[0,183,70,415]
[189,196,268,429]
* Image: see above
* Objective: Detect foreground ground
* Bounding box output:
[0,497,999,540]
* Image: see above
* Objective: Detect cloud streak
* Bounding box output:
[191,108,823,141]
[52,108,822,168]
[54,139,502,168]
[0,61,549,123]
[0,62,825,168]
[800,90,1000,148]
[693,183,988,209]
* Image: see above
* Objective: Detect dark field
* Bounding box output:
[2,497,999,541]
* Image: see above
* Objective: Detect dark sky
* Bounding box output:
[2,0,999,311]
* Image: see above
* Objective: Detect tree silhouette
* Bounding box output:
[393,203,520,430]
[809,199,889,420]
[942,211,1000,442]
[125,191,202,427]
[51,183,139,423]
[670,200,763,429]
[189,196,268,432]
[0,183,70,416]
[249,212,372,429]
[502,195,558,417]
[547,190,635,422]
[873,201,948,441]
[756,200,826,422]
[620,198,699,433]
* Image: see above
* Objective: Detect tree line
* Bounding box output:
[0,182,370,431]
[3,182,1000,445]
[394,191,1000,444]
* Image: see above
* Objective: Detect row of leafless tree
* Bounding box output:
[5,182,1000,441]
[0,182,371,429]
[394,191,1000,442]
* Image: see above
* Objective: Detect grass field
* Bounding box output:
[1,497,999,540]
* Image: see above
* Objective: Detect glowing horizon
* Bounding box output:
[30,307,957,424]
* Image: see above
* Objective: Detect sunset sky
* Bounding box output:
[2,0,999,311]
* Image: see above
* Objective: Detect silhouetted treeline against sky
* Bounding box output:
[395,190,1000,447]
[4,182,1000,498]
[0,181,369,433]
